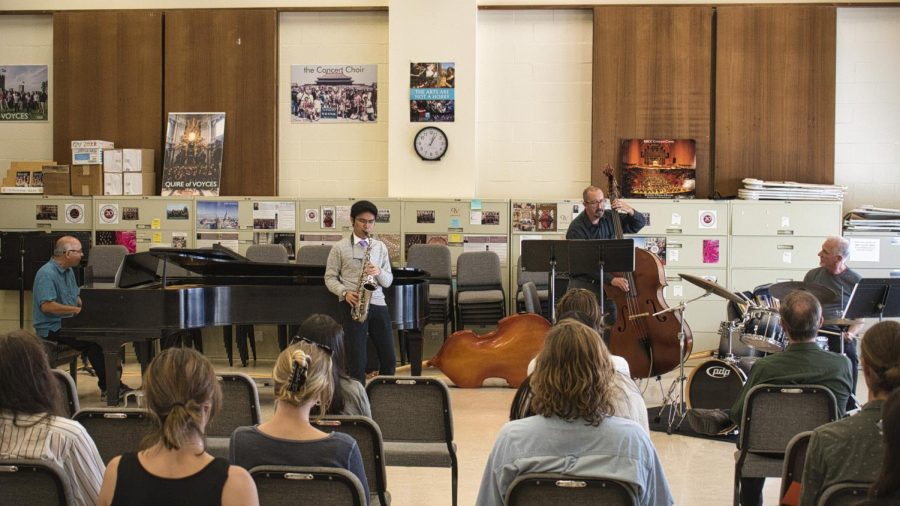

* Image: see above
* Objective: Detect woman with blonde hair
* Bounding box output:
[97,347,257,506]
[229,339,369,500]
[0,330,104,506]
[481,320,671,506]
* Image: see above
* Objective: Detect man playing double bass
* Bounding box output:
[566,185,646,337]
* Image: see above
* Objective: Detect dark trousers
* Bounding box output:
[46,329,107,391]
[339,302,395,383]
[826,329,859,409]
[740,477,765,506]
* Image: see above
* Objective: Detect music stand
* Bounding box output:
[844,278,900,322]
[568,239,635,319]
[521,240,571,322]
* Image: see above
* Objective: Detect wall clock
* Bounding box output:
[414,126,448,161]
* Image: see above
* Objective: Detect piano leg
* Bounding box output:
[403,330,423,376]
[223,326,234,367]
[236,325,252,367]
[101,344,123,407]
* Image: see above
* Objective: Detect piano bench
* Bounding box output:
[43,340,81,385]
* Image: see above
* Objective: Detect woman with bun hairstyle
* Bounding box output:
[229,339,369,501]
[799,320,900,506]
[866,388,900,503]
[297,313,372,417]
[97,347,258,506]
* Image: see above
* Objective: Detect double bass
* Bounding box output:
[603,165,692,377]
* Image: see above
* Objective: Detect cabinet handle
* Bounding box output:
[891,238,900,247]
[666,227,683,234]
[891,270,900,278]
[777,230,795,235]
[666,276,681,282]
[137,238,151,243]
[36,222,51,229]
[777,245,794,250]
[669,242,683,249]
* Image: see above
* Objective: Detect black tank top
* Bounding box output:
[110,452,230,506]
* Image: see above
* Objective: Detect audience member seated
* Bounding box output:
[229,339,369,501]
[861,387,900,504]
[687,290,853,506]
[0,330,105,506]
[479,320,673,506]
[97,348,258,506]
[799,321,900,505]
[297,314,372,417]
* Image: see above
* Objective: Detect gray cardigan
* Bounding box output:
[324,235,393,306]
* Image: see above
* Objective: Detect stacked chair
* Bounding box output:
[406,244,454,339]
[296,244,333,267]
[514,256,550,317]
[455,251,505,329]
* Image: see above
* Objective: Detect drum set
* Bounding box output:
[676,275,842,434]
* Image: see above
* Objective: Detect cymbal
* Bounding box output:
[768,281,837,304]
[823,318,857,327]
[678,273,746,304]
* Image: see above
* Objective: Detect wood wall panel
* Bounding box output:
[592,6,712,197]
[715,5,836,196]
[53,11,163,174]
[164,9,277,196]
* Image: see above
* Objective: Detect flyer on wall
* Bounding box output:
[0,65,48,121]
[161,112,226,196]
[290,64,378,123]
[410,62,455,122]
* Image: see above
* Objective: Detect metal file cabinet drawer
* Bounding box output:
[730,236,822,269]
[631,200,729,236]
[731,201,841,237]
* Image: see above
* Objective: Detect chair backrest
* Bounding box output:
[738,384,838,453]
[0,458,73,506]
[516,256,549,289]
[506,473,637,506]
[245,244,289,264]
[780,431,813,501]
[407,244,452,281]
[314,415,389,504]
[206,373,262,438]
[51,369,80,418]
[521,281,541,314]
[250,466,366,506]
[817,482,872,506]
[509,375,535,421]
[296,244,333,266]
[72,408,152,464]
[86,244,128,282]
[456,251,502,290]
[365,376,454,444]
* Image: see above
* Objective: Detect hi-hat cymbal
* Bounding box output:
[823,318,857,327]
[768,281,837,304]
[678,273,746,304]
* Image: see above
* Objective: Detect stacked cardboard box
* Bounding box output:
[103,148,155,195]
[72,140,113,166]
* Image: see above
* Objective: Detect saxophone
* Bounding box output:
[350,234,377,322]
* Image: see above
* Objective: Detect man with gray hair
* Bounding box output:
[804,236,863,404]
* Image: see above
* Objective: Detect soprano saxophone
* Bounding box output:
[350,234,377,322]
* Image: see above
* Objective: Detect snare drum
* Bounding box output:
[687,359,746,434]
[740,308,786,353]
[717,320,763,359]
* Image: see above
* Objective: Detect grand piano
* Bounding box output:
[60,246,428,405]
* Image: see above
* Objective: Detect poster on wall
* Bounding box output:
[0,65,48,121]
[290,64,378,123]
[410,62,455,122]
[621,138,696,199]
[161,112,225,196]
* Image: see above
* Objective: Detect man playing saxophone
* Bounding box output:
[325,200,395,383]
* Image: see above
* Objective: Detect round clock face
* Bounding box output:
[414,127,448,161]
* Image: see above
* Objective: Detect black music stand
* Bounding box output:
[521,240,571,322]
[844,278,900,322]
[568,239,635,319]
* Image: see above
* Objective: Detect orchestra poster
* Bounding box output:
[621,138,696,199]
[291,64,378,123]
[0,65,48,121]
[410,62,455,122]
[161,112,225,196]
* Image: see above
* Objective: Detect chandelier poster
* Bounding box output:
[290,64,378,123]
[161,113,225,196]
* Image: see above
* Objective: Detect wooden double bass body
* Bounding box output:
[603,166,693,378]
[428,313,550,388]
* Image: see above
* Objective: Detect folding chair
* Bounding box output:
[205,372,262,458]
[506,473,637,506]
[733,384,838,506]
[779,431,813,503]
[315,415,391,505]
[296,244,334,266]
[521,281,542,315]
[366,376,458,506]
[455,251,505,329]
[515,256,550,317]
[43,339,80,384]
[0,458,73,506]
[250,466,366,506]
[51,369,80,418]
[816,482,871,506]
[86,244,127,286]
[73,408,152,464]
[406,244,455,338]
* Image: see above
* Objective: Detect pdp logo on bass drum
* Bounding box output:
[705,366,732,379]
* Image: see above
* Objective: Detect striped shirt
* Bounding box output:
[0,411,105,506]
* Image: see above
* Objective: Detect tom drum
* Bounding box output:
[740,308,786,353]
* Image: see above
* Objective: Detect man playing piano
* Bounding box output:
[325,200,396,383]
[32,236,127,400]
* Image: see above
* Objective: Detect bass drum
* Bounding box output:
[687,359,747,433]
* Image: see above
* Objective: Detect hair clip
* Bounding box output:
[289,360,308,393]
